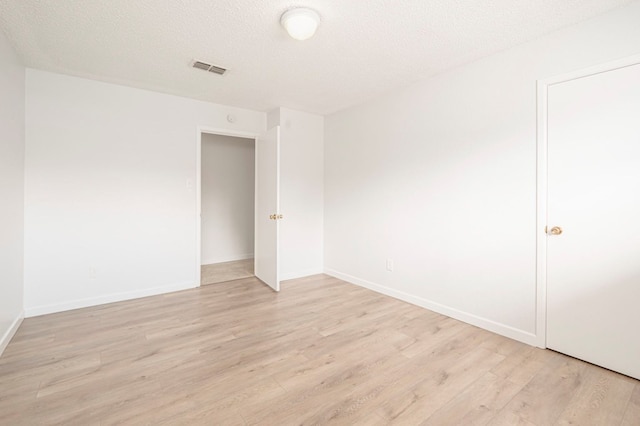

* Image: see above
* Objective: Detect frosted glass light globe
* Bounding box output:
[281,8,320,41]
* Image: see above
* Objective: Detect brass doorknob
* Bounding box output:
[549,226,563,235]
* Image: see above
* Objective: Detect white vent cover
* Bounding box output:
[192,60,226,75]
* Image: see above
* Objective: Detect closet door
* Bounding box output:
[254,126,281,291]
[546,62,640,380]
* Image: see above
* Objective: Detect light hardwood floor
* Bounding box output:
[201,259,254,285]
[1,274,638,425]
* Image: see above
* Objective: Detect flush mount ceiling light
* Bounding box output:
[280,8,320,41]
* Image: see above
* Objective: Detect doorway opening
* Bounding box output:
[199,132,256,285]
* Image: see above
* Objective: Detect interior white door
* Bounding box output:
[254,126,280,291]
[546,62,640,380]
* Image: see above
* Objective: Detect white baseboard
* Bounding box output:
[25,281,197,318]
[324,268,538,346]
[0,311,24,356]
[201,253,254,265]
[281,268,325,281]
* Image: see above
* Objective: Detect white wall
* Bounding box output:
[201,134,255,265]
[324,2,640,345]
[24,69,265,316]
[0,30,25,354]
[269,108,324,280]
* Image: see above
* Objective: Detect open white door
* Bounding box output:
[254,126,281,291]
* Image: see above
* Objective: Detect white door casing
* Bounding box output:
[254,126,281,291]
[537,55,640,380]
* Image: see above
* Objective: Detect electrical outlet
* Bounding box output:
[386,259,394,272]
[89,267,97,280]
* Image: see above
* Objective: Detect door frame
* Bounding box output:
[535,53,640,348]
[196,126,259,287]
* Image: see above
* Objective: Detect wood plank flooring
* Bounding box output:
[1,274,638,425]
[201,259,254,285]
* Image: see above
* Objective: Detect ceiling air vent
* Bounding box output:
[192,60,227,75]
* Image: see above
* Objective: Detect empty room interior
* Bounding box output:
[1,1,640,424]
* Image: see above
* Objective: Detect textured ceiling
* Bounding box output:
[0,0,634,115]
